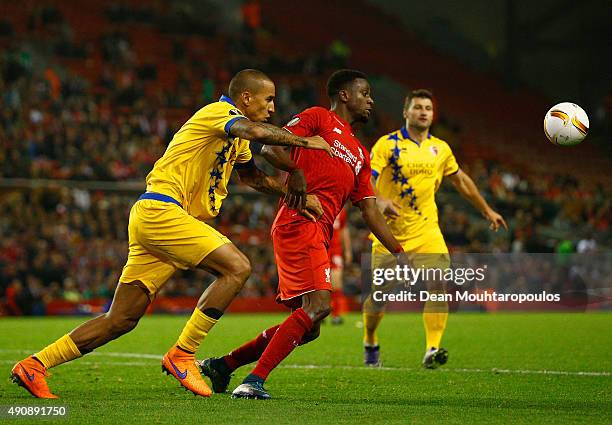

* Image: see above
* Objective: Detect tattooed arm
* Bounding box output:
[229,119,331,155]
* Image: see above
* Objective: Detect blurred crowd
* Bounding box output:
[0,3,609,314]
[1,160,608,314]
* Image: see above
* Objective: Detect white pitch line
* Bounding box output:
[279,364,611,377]
[0,349,609,377]
[0,359,152,367]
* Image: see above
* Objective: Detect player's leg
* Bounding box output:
[69,282,151,351]
[233,290,330,399]
[202,303,326,394]
[418,231,451,368]
[199,324,280,393]
[170,242,251,354]
[231,222,330,399]
[362,246,394,365]
[330,258,348,325]
[11,282,150,399]
[422,274,449,368]
[162,242,251,397]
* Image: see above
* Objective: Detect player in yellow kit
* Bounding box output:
[362,89,507,368]
[11,69,330,399]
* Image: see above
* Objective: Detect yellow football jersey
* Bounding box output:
[146,96,252,221]
[370,127,459,241]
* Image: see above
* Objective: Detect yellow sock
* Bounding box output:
[363,311,384,346]
[423,299,448,349]
[176,309,217,353]
[34,334,82,369]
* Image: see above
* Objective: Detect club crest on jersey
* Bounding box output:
[286,117,300,127]
[333,127,342,135]
[430,146,439,156]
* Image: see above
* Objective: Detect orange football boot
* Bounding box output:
[11,356,58,399]
[161,346,212,397]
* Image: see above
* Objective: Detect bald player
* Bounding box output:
[10,69,330,399]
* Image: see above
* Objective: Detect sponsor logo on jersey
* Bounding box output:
[331,139,363,175]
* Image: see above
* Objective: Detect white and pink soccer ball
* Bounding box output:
[544,102,589,146]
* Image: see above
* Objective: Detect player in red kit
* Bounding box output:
[329,208,351,324]
[199,70,406,399]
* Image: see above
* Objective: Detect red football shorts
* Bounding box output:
[272,221,332,308]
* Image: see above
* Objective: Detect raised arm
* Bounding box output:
[229,119,330,155]
[447,168,508,231]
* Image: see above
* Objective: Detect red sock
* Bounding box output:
[251,308,313,380]
[332,289,348,316]
[223,325,280,370]
[331,290,339,317]
[337,292,349,315]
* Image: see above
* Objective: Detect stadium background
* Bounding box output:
[0,0,610,316]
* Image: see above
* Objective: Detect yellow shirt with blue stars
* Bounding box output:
[370,126,459,241]
[145,95,252,221]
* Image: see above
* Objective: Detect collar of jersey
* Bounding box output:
[329,109,352,131]
[400,126,431,147]
[219,95,236,106]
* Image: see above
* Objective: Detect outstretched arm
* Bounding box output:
[229,119,331,155]
[357,197,403,254]
[448,168,508,231]
[236,161,323,221]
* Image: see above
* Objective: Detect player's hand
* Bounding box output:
[285,169,307,210]
[396,250,410,270]
[484,208,508,231]
[376,197,401,219]
[300,194,324,222]
[304,136,333,157]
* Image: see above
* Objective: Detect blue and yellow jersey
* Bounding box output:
[370,126,458,241]
[145,96,251,220]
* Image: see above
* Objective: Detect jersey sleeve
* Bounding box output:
[349,153,376,205]
[369,136,390,180]
[205,103,248,137]
[234,139,253,164]
[282,107,324,137]
[443,143,459,176]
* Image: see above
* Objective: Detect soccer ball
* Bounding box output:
[544,102,589,146]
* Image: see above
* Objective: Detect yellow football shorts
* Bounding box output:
[372,226,450,270]
[118,199,231,298]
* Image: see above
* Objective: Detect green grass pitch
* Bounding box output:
[1,312,610,424]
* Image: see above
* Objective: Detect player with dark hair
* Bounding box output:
[10,69,331,399]
[362,88,507,368]
[199,69,407,399]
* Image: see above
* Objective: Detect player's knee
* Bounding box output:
[226,256,251,284]
[306,304,331,322]
[106,313,139,338]
[299,327,320,345]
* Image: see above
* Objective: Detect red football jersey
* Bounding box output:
[272,107,375,243]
